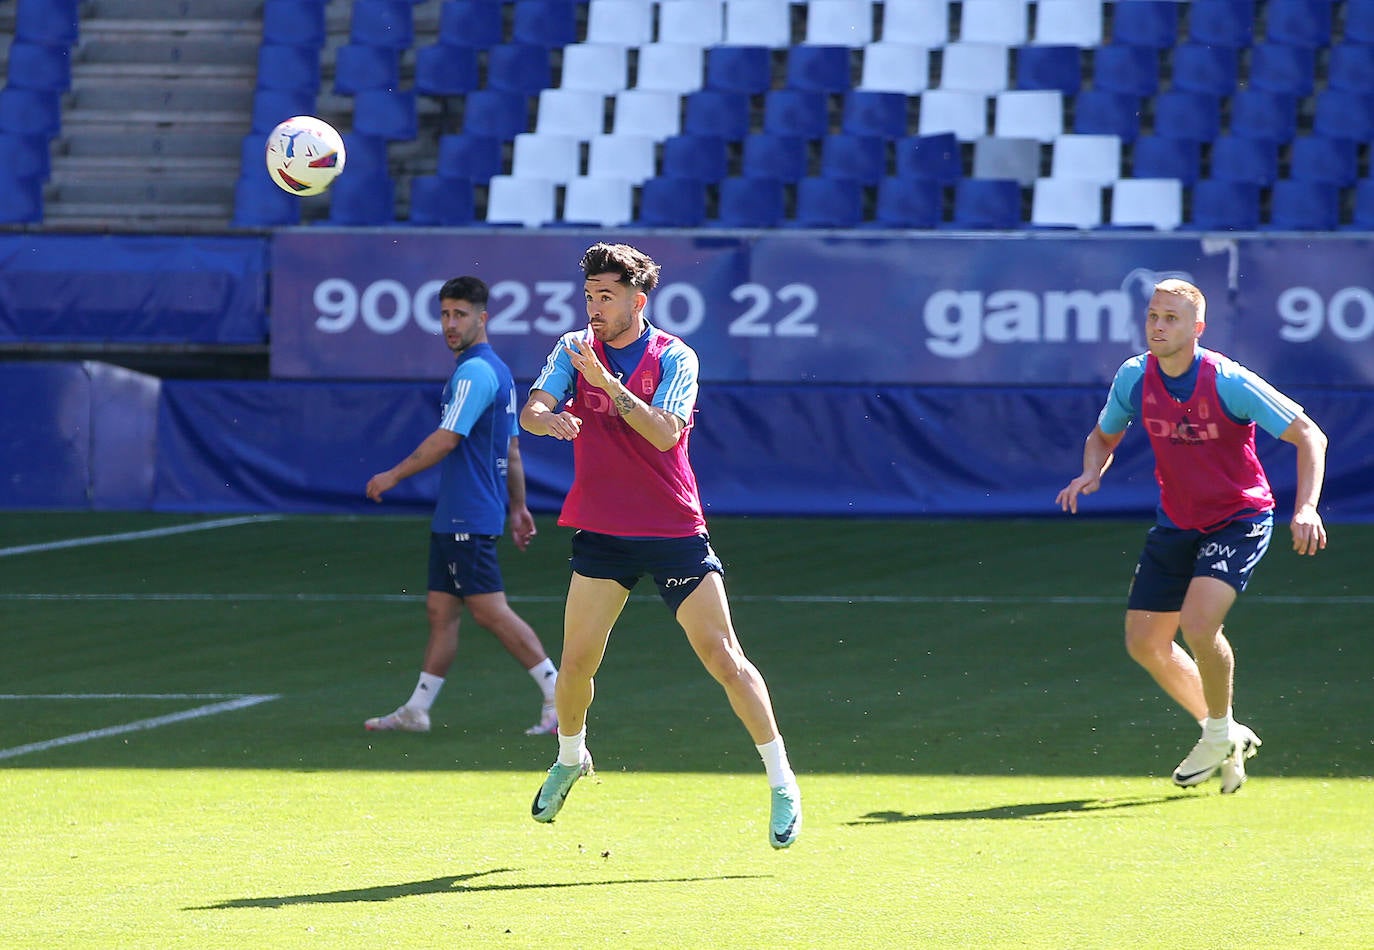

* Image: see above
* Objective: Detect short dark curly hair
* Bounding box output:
[438,275,489,306]
[579,243,660,292]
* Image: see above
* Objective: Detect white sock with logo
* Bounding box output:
[528,658,558,700]
[756,736,795,788]
[557,727,587,767]
[407,672,444,712]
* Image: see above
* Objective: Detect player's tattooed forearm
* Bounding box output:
[614,393,635,415]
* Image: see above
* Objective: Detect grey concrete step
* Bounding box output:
[83,0,263,20]
[67,80,255,113]
[45,178,236,205]
[76,33,260,67]
[50,155,241,179]
[60,125,247,159]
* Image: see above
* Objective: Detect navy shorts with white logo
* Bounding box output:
[428,532,504,598]
[1127,514,1274,612]
[570,530,724,612]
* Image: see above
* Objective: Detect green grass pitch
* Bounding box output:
[1,512,1371,948]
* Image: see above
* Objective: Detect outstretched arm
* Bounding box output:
[1280,413,1328,555]
[1056,425,1125,514]
[366,428,460,502]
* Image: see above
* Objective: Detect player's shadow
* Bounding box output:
[847,794,1191,824]
[188,868,768,910]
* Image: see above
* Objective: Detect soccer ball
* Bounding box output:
[265,115,347,196]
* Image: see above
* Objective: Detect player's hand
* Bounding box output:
[366,472,398,502]
[1291,505,1327,556]
[1055,474,1100,514]
[510,507,537,552]
[542,410,582,441]
[565,336,613,390]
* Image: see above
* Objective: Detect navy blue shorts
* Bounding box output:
[569,530,724,612]
[428,532,504,598]
[1127,515,1274,612]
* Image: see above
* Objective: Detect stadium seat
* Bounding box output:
[561,176,635,226]
[635,176,707,226]
[414,43,481,97]
[635,43,705,94]
[1049,133,1119,185]
[436,1,504,48]
[249,88,315,135]
[971,136,1040,185]
[713,176,786,227]
[1187,0,1255,48]
[349,1,414,50]
[15,0,80,46]
[705,45,772,94]
[485,175,557,227]
[407,174,476,226]
[1207,135,1277,186]
[1151,91,1221,142]
[1228,90,1298,144]
[262,0,326,48]
[1072,90,1142,142]
[805,0,874,46]
[763,89,830,139]
[1109,178,1181,230]
[0,130,51,180]
[819,133,887,185]
[786,45,852,93]
[994,90,1063,142]
[586,133,658,183]
[949,178,1022,229]
[1345,178,1374,231]
[1288,134,1359,188]
[683,90,751,140]
[1032,0,1104,47]
[1312,90,1374,144]
[882,1,949,47]
[1328,44,1374,94]
[1248,44,1316,97]
[1170,44,1238,97]
[462,90,531,141]
[1263,0,1332,48]
[939,43,1012,95]
[341,132,390,179]
[512,1,579,48]
[5,43,72,94]
[790,176,864,228]
[868,175,942,228]
[333,44,401,95]
[842,91,911,139]
[658,0,726,46]
[586,0,654,45]
[859,42,929,95]
[660,134,730,181]
[1348,0,1374,45]
[960,0,1029,46]
[535,89,606,137]
[918,90,989,140]
[485,44,552,96]
[741,132,810,182]
[896,132,962,183]
[326,172,396,226]
[231,173,300,227]
[1129,135,1199,185]
[1014,45,1081,95]
[436,134,501,182]
[614,89,685,138]
[1109,1,1178,49]
[352,89,418,141]
[256,43,322,94]
[1267,180,1340,231]
[1091,44,1159,97]
[0,172,42,225]
[561,43,631,95]
[511,133,581,184]
[1030,178,1102,229]
[723,0,791,47]
[1187,179,1261,231]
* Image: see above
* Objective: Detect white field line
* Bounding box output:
[0,515,284,558]
[0,693,279,761]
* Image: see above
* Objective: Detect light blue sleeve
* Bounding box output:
[529,332,581,405]
[1097,356,1145,435]
[1214,357,1303,439]
[654,338,699,421]
[440,361,499,437]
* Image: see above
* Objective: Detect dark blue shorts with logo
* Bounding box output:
[428,532,504,598]
[1127,513,1274,612]
[570,530,724,612]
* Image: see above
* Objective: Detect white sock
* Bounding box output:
[528,658,558,701]
[1203,708,1234,741]
[557,727,587,767]
[756,736,795,788]
[406,672,444,712]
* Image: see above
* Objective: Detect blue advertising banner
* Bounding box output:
[269,230,1374,387]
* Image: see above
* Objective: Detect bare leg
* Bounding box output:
[1124,609,1207,721]
[1178,576,1238,720]
[420,591,462,676]
[554,573,628,735]
[465,591,550,670]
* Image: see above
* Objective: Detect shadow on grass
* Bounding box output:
[189,868,769,910]
[847,793,1193,824]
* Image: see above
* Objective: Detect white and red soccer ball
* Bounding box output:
[265,115,347,196]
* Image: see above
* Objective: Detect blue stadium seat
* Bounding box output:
[414,43,481,96]
[1151,91,1221,142]
[819,133,886,184]
[231,173,301,227]
[1288,134,1359,187]
[1072,91,1142,142]
[1185,179,1260,231]
[1014,45,1081,95]
[14,0,79,46]
[350,0,415,50]
[512,1,579,48]
[867,175,942,228]
[250,88,316,135]
[462,90,530,140]
[635,176,707,226]
[1263,0,1332,48]
[0,131,51,179]
[333,44,401,94]
[1109,1,1179,49]
[408,174,476,226]
[1228,90,1298,143]
[1248,43,1315,97]
[713,176,786,228]
[352,89,418,141]
[1348,0,1374,45]
[949,178,1022,229]
[5,43,72,93]
[840,91,909,139]
[437,0,505,48]
[0,171,43,224]
[262,0,327,47]
[1091,44,1158,97]
[790,176,863,228]
[786,45,852,93]
[762,89,830,139]
[327,172,396,226]
[1312,89,1374,143]
[0,88,62,137]
[256,44,322,94]
[1267,180,1340,230]
[895,132,962,183]
[1208,135,1278,186]
[741,132,810,183]
[1170,44,1238,97]
[485,43,552,95]
[683,90,751,140]
[705,45,773,94]
[1187,0,1255,48]
[661,134,730,181]
[1328,44,1374,94]
[1131,135,1199,185]
[1346,178,1374,230]
[437,133,503,181]
[341,132,390,178]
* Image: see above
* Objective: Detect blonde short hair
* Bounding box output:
[1154,278,1206,323]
